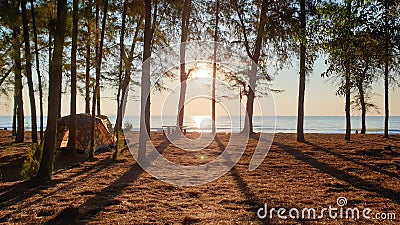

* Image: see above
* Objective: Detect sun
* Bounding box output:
[191,65,211,79]
[192,69,209,78]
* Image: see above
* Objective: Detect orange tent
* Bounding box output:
[56,113,114,152]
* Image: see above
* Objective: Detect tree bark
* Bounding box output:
[90,0,108,158]
[21,0,38,143]
[177,0,191,132]
[345,66,351,141]
[30,0,44,141]
[344,0,351,141]
[85,0,92,114]
[114,0,126,160]
[357,64,368,134]
[12,27,24,143]
[36,0,67,181]
[138,0,152,162]
[358,81,366,134]
[384,58,389,138]
[212,0,219,135]
[115,12,142,159]
[240,0,268,135]
[97,88,101,115]
[297,0,306,142]
[12,96,17,136]
[67,0,78,153]
[383,0,389,138]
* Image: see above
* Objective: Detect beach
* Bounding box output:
[0,131,399,224]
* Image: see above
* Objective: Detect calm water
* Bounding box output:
[1,116,399,134]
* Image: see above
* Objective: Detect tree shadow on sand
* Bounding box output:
[302,141,400,181]
[271,140,400,205]
[44,139,171,224]
[214,135,270,225]
[0,156,115,222]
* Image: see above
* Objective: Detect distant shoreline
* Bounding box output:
[1,115,400,134]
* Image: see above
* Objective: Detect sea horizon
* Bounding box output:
[1,115,399,134]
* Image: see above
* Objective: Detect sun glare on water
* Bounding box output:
[192,115,212,129]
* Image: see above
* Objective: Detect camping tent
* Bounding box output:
[56,113,115,151]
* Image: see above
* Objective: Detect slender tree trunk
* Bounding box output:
[30,0,44,141]
[344,0,351,141]
[383,0,390,138]
[243,71,256,134]
[358,81,366,134]
[241,0,267,135]
[95,0,104,117]
[384,59,389,138]
[177,0,191,132]
[90,0,108,158]
[97,88,101,115]
[345,66,351,141]
[90,0,100,158]
[297,0,306,142]
[21,0,38,143]
[85,0,92,114]
[67,0,78,153]
[114,0,126,160]
[115,16,142,159]
[36,0,67,181]
[12,27,24,143]
[138,0,152,162]
[12,96,17,136]
[48,20,52,77]
[212,0,219,135]
[358,64,368,134]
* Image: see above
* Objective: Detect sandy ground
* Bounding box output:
[0,130,399,224]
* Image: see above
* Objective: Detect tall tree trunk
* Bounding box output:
[90,0,100,158]
[12,96,17,136]
[114,0,126,160]
[115,15,142,159]
[138,0,152,162]
[345,66,351,141]
[358,64,368,134]
[357,81,366,134]
[296,0,306,142]
[97,88,100,115]
[85,0,92,114]
[212,0,219,135]
[36,0,67,181]
[12,27,24,143]
[241,0,267,135]
[83,0,91,114]
[344,0,351,141]
[243,72,256,134]
[30,0,44,141]
[89,0,108,158]
[48,20,52,79]
[21,0,38,143]
[384,58,389,138]
[177,0,191,132]
[383,1,389,138]
[67,0,78,153]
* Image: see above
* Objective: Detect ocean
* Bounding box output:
[1,115,399,134]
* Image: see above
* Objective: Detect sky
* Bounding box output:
[0,57,399,117]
